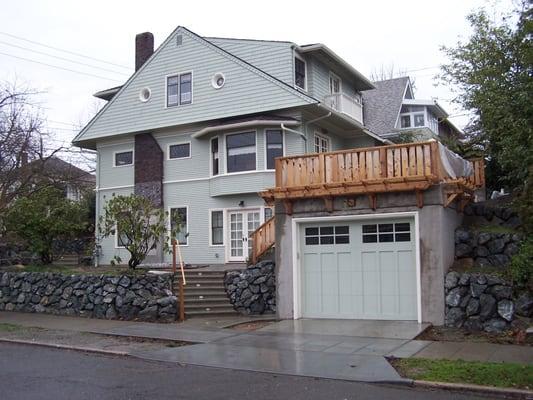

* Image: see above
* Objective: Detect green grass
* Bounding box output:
[0,323,24,332]
[392,358,533,390]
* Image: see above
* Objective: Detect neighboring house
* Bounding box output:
[362,77,462,142]
[74,27,483,325]
[28,156,95,201]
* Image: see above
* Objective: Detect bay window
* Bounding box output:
[226,131,256,173]
[266,129,283,170]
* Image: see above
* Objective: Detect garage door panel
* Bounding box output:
[302,253,321,314]
[300,218,417,320]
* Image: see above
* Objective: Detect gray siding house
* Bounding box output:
[74,27,483,325]
[73,27,383,267]
[362,77,462,142]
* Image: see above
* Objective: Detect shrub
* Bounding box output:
[509,237,533,289]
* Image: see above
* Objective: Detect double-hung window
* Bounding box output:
[167,72,192,107]
[399,105,425,129]
[314,134,329,153]
[210,210,223,245]
[294,56,306,90]
[226,132,256,173]
[170,207,188,245]
[265,129,283,170]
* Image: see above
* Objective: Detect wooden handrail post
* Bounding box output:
[178,278,185,322]
[171,239,177,274]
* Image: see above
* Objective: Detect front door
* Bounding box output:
[228,210,261,262]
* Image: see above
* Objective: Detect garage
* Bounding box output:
[299,217,418,320]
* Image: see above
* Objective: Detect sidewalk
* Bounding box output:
[1,311,531,384]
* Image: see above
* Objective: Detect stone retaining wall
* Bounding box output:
[224,261,276,315]
[444,271,532,332]
[0,271,177,321]
[455,228,522,269]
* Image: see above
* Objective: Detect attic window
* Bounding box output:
[167,72,193,107]
[294,56,306,90]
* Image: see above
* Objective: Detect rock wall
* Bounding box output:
[455,228,522,269]
[224,261,276,315]
[444,271,532,332]
[0,271,177,321]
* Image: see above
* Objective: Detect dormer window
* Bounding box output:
[167,72,193,107]
[294,56,306,90]
[399,105,425,129]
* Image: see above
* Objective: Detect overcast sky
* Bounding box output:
[1,0,514,163]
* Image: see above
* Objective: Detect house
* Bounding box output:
[27,156,95,201]
[73,27,484,325]
[362,77,462,142]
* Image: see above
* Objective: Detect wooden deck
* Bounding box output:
[260,141,484,211]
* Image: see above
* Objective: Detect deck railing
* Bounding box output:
[274,141,441,190]
[262,141,484,202]
[323,93,363,124]
[250,216,275,264]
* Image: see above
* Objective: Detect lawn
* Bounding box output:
[391,358,533,390]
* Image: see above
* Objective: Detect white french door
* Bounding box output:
[228,209,261,262]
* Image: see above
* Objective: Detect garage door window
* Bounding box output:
[362,222,410,243]
[305,226,349,245]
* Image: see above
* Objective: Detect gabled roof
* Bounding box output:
[73,27,318,147]
[362,77,410,136]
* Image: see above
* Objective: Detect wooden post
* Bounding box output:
[172,239,177,274]
[178,278,185,322]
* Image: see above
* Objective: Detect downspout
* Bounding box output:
[304,110,332,152]
[94,150,101,268]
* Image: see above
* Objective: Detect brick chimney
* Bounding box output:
[135,32,154,71]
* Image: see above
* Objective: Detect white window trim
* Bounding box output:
[210,135,220,177]
[264,128,285,171]
[164,70,194,109]
[291,211,422,323]
[113,150,134,168]
[223,130,258,175]
[328,71,342,94]
[167,141,192,160]
[293,53,307,91]
[399,110,426,129]
[313,132,330,153]
[168,205,189,247]
[208,208,225,247]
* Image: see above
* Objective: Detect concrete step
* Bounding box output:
[174,284,225,292]
[183,271,226,278]
[186,297,230,304]
[183,279,226,286]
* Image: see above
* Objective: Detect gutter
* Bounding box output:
[192,119,300,138]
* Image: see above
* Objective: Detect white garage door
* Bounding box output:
[299,218,417,320]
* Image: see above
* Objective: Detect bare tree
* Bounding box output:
[369,63,416,89]
[0,80,62,215]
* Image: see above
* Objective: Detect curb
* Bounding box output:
[413,380,533,399]
[0,338,129,358]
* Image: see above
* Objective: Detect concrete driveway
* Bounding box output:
[131,319,431,383]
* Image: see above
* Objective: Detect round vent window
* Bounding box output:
[139,87,151,102]
[211,73,225,89]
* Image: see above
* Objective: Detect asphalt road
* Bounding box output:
[0,343,491,400]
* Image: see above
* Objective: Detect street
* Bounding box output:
[0,343,490,400]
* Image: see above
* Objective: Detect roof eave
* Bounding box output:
[297,44,375,91]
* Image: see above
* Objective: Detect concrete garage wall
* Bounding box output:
[274,185,463,325]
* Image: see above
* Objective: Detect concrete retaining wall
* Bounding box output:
[274,185,463,325]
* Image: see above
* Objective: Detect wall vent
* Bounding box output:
[176,34,183,46]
